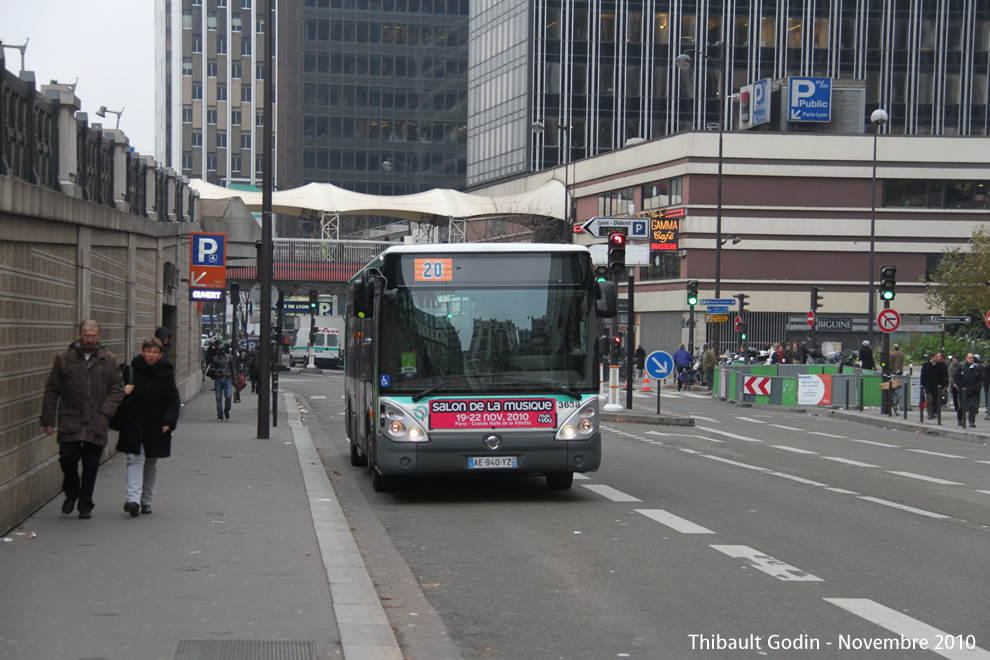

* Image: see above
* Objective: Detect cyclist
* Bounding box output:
[673,343,693,391]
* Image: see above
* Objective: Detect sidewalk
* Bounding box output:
[0,382,401,660]
[829,406,990,445]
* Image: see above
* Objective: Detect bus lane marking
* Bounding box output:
[886,471,964,486]
[825,598,990,659]
[695,426,763,442]
[635,509,716,534]
[822,456,882,468]
[710,545,823,582]
[582,484,642,502]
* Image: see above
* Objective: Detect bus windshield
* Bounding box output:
[377,252,597,396]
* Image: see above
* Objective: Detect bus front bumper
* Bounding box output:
[374,431,601,477]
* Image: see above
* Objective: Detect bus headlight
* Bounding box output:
[555,400,599,441]
[381,400,430,443]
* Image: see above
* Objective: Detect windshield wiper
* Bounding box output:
[411,373,498,402]
[502,378,582,400]
[411,373,582,402]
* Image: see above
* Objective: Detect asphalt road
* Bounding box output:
[286,372,990,660]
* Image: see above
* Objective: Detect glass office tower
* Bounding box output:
[284,0,470,195]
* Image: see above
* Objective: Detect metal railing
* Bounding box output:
[272,238,394,281]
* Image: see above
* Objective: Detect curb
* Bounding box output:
[284,392,404,660]
[828,409,990,445]
[601,412,695,426]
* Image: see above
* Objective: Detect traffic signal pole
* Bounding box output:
[626,270,635,410]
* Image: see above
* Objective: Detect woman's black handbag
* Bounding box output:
[109,364,134,431]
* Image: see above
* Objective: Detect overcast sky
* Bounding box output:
[2,1,155,156]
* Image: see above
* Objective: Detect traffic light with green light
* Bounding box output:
[686,280,699,306]
[880,266,896,301]
[309,289,318,311]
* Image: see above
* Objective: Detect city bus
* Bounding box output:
[344,243,617,492]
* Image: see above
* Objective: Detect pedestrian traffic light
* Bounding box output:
[739,322,747,342]
[309,289,318,310]
[811,286,824,311]
[686,280,699,306]
[607,231,626,272]
[880,265,896,301]
[735,293,749,315]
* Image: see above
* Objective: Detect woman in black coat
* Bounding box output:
[117,337,180,517]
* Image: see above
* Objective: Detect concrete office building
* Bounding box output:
[469,1,990,189]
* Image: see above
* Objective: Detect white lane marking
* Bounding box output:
[705,455,767,472]
[906,449,968,459]
[679,392,713,398]
[826,487,860,495]
[887,471,965,486]
[858,496,949,519]
[773,445,819,455]
[848,438,901,448]
[808,431,846,438]
[770,424,803,431]
[582,484,642,502]
[766,471,830,487]
[825,598,990,660]
[975,460,990,465]
[635,509,715,534]
[822,456,882,468]
[679,448,703,455]
[691,415,721,423]
[976,490,990,495]
[310,395,327,400]
[573,473,591,480]
[734,416,768,424]
[696,425,763,442]
[710,545,823,582]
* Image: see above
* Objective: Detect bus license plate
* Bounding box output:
[469,456,517,469]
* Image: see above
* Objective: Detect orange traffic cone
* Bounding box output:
[642,376,651,392]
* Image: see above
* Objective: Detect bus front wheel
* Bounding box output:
[546,472,574,490]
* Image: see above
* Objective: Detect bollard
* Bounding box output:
[845,379,850,411]
[858,375,864,412]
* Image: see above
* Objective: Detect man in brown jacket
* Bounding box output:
[40,320,125,519]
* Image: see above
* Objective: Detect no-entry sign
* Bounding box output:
[806,311,815,327]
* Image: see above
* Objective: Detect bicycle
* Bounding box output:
[677,366,694,391]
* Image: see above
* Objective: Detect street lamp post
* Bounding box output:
[531,119,571,226]
[867,108,889,347]
[677,44,726,351]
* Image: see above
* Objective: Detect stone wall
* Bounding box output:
[0,175,202,534]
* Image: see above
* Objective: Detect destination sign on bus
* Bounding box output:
[429,398,557,430]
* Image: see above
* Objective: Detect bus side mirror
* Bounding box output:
[352,277,375,319]
[596,280,617,318]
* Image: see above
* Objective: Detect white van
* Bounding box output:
[290,327,342,368]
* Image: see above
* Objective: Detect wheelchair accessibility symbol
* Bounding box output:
[380,375,390,387]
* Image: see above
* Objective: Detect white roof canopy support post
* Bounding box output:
[320,211,339,240]
[449,217,466,243]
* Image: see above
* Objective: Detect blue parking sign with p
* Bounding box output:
[192,233,226,266]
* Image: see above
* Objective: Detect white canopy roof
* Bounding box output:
[189,179,566,223]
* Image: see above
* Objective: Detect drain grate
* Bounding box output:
[172,640,318,660]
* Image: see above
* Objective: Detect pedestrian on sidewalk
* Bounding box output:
[634,345,646,381]
[920,352,948,419]
[208,344,234,421]
[953,353,982,428]
[116,337,180,516]
[673,344,692,391]
[859,340,875,371]
[155,326,172,362]
[40,319,126,519]
[948,355,962,410]
[701,343,716,390]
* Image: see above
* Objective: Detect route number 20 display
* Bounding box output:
[415,258,454,282]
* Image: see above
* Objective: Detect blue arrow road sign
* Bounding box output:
[706,306,729,314]
[645,350,675,381]
[788,77,831,122]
